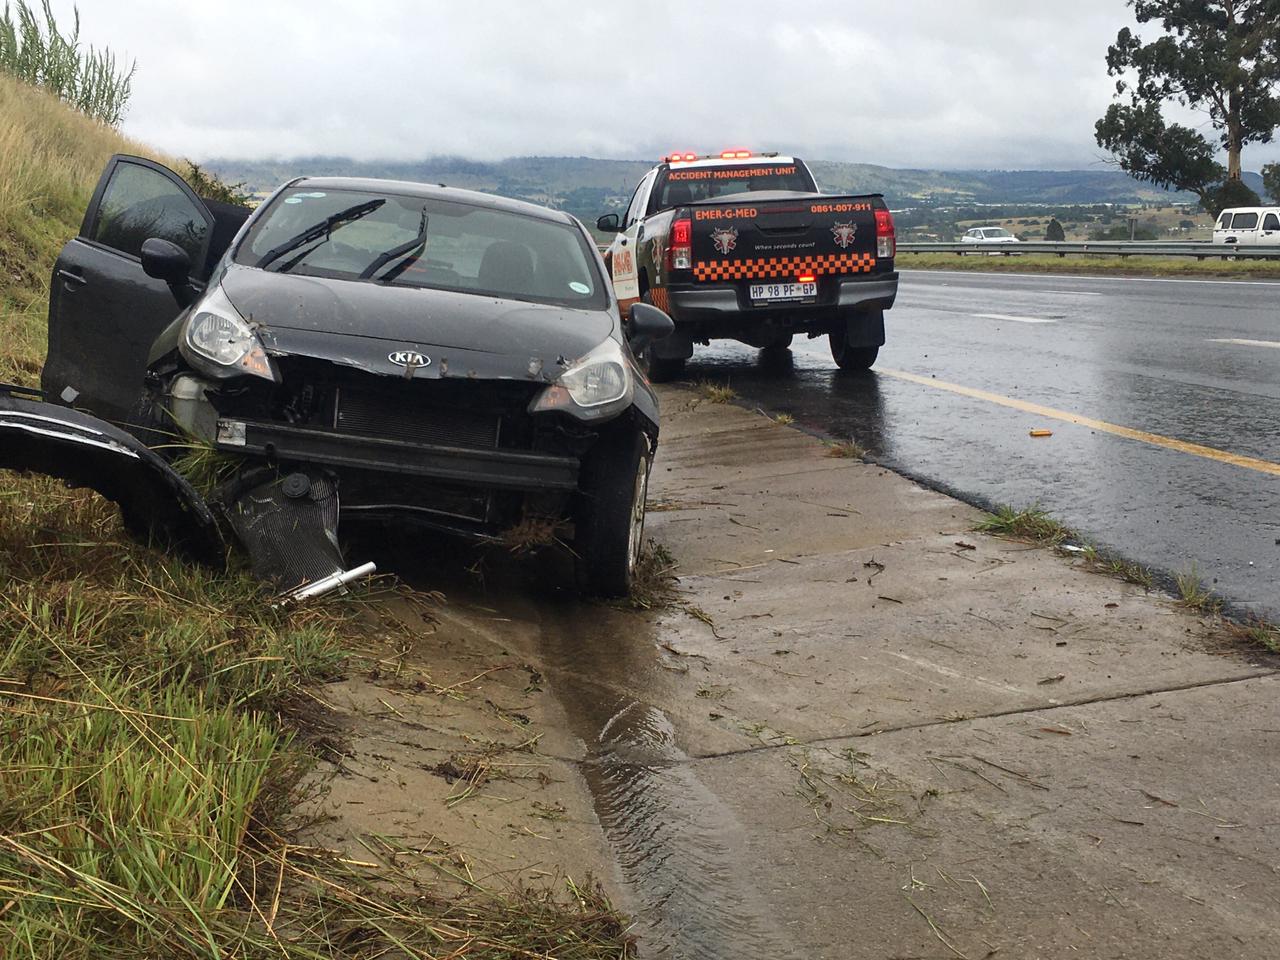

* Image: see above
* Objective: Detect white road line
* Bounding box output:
[1044,290,1103,297]
[903,268,1280,287]
[1207,338,1280,349]
[972,312,1057,324]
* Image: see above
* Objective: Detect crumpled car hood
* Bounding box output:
[219,263,614,381]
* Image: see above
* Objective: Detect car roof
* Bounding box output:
[289,176,579,226]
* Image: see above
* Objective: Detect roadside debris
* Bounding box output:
[1030,428,1054,437]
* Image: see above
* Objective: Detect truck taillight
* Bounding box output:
[669,217,693,271]
[875,208,896,259]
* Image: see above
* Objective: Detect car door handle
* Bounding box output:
[57,269,87,287]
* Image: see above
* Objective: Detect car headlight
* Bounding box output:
[529,339,633,420]
[180,284,277,382]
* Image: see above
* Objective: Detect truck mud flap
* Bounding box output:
[0,386,223,565]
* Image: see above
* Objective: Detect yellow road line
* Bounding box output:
[877,367,1280,478]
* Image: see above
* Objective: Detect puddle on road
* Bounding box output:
[542,607,796,959]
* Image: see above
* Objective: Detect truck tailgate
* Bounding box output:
[690,196,881,284]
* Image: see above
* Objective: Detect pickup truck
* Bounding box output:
[597,152,898,380]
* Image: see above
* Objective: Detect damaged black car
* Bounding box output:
[25,154,673,596]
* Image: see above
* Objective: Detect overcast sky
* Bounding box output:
[58,0,1280,170]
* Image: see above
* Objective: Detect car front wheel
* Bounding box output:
[575,428,651,597]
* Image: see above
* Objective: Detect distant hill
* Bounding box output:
[206,155,1267,221]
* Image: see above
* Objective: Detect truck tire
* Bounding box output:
[761,333,794,353]
[646,355,685,382]
[575,428,650,597]
[830,312,882,371]
[639,291,685,382]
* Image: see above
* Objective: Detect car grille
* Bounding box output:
[335,388,499,449]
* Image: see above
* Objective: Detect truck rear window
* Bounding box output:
[651,163,816,212]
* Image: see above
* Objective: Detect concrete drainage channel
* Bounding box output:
[538,617,797,958]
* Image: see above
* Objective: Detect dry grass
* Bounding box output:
[824,439,866,459]
[694,380,736,404]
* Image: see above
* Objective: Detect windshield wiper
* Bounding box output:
[358,210,429,281]
[255,198,386,270]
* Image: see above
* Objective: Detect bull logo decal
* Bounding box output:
[711,226,738,256]
[831,221,858,249]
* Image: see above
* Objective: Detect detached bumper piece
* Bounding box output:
[218,420,580,491]
[0,385,223,564]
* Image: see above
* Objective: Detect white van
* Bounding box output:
[1213,207,1280,245]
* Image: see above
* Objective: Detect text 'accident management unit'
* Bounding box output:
[598,151,898,380]
[26,155,674,596]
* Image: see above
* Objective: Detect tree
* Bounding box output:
[1265,162,1280,200]
[1095,1,1280,215]
[1045,218,1067,241]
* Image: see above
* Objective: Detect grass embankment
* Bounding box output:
[0,74,631,956]
[897,251,1280,281]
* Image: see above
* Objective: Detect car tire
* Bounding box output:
[575,428,651,598]
[829,317,880,372]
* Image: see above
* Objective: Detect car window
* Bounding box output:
[236,187,606,308]
[90,161,209,264]
[1264,213,1280,231]
[1217,212,1233,229]
[624,173,654,228]
[1231,212,1259,230]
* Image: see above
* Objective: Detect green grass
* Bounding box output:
[976,504,1073,545]
[898,251,1280,280]
[1174,566,1222,615]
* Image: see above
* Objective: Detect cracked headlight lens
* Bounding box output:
[530,339,633,420]
[181,284,277,381]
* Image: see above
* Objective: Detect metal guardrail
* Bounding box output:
[898,241,1280,259]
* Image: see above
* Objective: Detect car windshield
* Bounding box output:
[652,162,816,210]
[236,187,605,308]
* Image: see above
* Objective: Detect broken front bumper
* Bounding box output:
[215,418,581,491]
[0,385,223,563]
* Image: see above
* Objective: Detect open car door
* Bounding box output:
[0,384,223,564]
[41,155,250,425]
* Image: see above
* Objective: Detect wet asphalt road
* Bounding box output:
[683,268,1280,620]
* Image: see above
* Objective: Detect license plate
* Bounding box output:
[749,281,817,302]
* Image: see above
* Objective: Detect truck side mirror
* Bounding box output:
[141,237,197,308]
[628,301,674,353]
[596,213,621,233]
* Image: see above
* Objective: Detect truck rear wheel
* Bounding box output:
[830,312,882,371]
[646,355,685,383]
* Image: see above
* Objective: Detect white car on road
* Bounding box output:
[962,227,1021,244]
[1213,207,1280,245]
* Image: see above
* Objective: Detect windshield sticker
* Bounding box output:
[569,281,590,294]
[283,197,303,204]
[301,192,327,198]
[668,165,797,182]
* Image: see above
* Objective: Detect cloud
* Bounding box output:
[55,0,1280,169]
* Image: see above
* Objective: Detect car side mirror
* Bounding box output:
[628,301,674,353]
[141,237,197,308]
[596,213,621,233]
